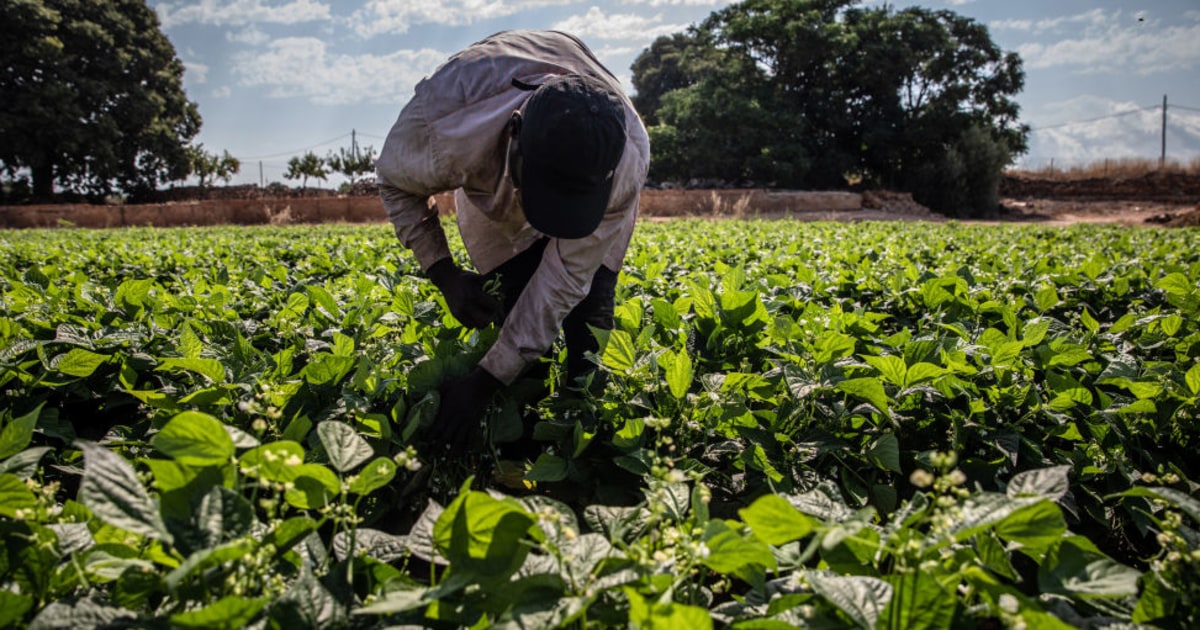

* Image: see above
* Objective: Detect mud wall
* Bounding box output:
[1,189,876,230]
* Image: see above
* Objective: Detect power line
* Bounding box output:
[1174,104,1200,113]
[236,132,353,161]
[1029,106,1158,131]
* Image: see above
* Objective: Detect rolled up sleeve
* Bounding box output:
[478,207,628,385]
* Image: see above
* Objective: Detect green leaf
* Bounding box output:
[1155,272,1193,295]
[1034,285,1060,311]
[837,377,889,414]
[1047,348,1093,367]
[0,590,34,628]
[28,598,138,629]
[1048,387,1092,411]
[1006,465,1071,502]
[948,493,1037,544]
[1133,571,1177,624]
[882,571,955,630]
[194,486,254,546]
[317,420,373,473]
[76,440,173,544]
[1116,486,1200,525]
[0,472,37,518]
[1038,539,1140,598]
[0,446,54,479]
[152,411,235,467]
[995,500,1067,556]
[301,354,355,386]
[865,355,907,387]
[600,329,637,372]
[353,584,434,616]
[0,403,41,460]
[1022,319,1051,346]
[433,484,535,579]
[113,564,162,611]
[55,348,108,377]
[807,571,892,630]
[1080,308,1100,334]
[738,494,814,546]
[701,519,776,574]
[1186,363,1200,396]
[868,433,901,473]
[348,457,397,495]
[270,567,347,629]
[179,323,203,359]
[626,587,713,630]
[659,349,693,399]
[156,357,226,384]
[904,362,946,387]
[284,463,341,509]
[525,453,569,482]
[170,596,268,630]
[1161,313,1182,336]
[332,528,410,563]
[239,441,305,483]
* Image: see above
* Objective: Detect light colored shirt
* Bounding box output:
[376,30,650,385]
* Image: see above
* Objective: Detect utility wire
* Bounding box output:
[236,133,353,161]
[1029,106,1158,131]
[1173,104,1200,113]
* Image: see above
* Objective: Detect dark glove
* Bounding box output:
[429,367,502,453]
[426,258,504,329]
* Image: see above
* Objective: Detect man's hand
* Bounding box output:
[426,258,503,329]
[429,367,502,452]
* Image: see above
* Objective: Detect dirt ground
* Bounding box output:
[994,198,1200,227]
[995,170,1200,227]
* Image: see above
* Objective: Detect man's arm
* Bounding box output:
[479,208,627,385]
[377,183,452,272]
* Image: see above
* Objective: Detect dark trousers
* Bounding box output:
[482,238,617,386]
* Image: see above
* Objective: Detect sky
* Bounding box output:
[154,0,1200,186]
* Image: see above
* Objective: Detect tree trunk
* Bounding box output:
[31,163,54,200]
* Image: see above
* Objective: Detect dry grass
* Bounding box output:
[1008,157,1200,181]
[707,190,753,218]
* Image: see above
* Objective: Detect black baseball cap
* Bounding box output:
[518,74,627,239]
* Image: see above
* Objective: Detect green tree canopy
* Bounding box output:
[0,0,201,200]
[285,152,328,191]
[631,0,1029,216]
[326,144,377,184]
[186,144,240,189]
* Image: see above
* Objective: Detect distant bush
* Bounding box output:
[907,125,1011,219]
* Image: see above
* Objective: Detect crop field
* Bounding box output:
[1,219,1198,628]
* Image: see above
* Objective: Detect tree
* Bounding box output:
[0,0,201,199]
[285,152,328,191]
[631,31,723,126]
[631,0,1029,215]
[187,144,240,189]
[326,144,376,184]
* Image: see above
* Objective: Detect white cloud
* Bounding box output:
[990,9,1108,34]
[1022,95,1200,167]
[552,6,686,41]
[156,0,331,29]
[184,60,209,84]
[212,86,232,98]
[230,37,447,105]
[616,0,729,6]
[348,0,578,38]
[995,9,1200,75]
[227,26,270,45]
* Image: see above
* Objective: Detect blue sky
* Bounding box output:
[154,0,1200,186]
